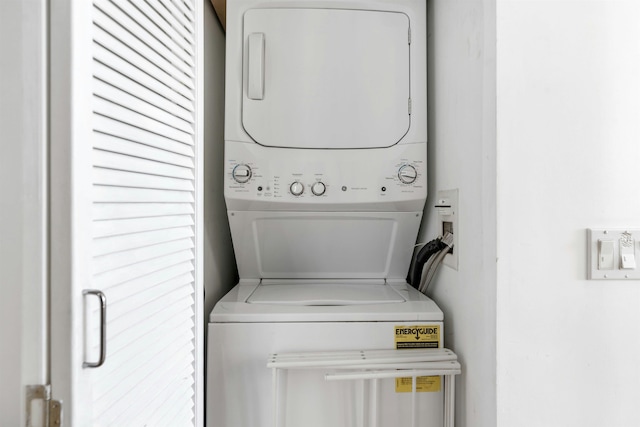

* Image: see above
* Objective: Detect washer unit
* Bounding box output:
[208,1,443,426]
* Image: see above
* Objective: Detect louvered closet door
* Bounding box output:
[50,0,204,425]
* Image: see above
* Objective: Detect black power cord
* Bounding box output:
[407,237,447,288]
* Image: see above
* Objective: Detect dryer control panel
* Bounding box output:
[224,141,427,212]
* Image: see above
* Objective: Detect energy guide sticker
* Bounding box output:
[394,325,440,349]
[394,325,441,393]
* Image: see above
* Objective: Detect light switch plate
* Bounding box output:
[587,228,640,280]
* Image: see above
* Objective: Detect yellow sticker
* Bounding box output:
[394,325,441,392]
[394,325,440,349]
[395,376,441,393]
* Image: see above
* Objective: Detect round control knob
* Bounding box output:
[232,164,252,184]
[398,165,418,184]
[290,181,304,196]
[311,182,326,196]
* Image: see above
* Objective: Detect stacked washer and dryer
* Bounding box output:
[207,1,447,426]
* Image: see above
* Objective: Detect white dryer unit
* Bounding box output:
[208,1,441,426]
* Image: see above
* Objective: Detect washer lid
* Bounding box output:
[242,8,411,149]
[210,280,444,322]
[247,280,406,306]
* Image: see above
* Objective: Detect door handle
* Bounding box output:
[248,32,265,100]
[83,289,107,368]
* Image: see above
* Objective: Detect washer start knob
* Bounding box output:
[311,182,326,196]
[398,164,418,184]
[290,181,304,196]
[232,164,252,183]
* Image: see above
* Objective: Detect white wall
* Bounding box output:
[419,0,497,426]
[203,1,237,327]
[497,1,640,426]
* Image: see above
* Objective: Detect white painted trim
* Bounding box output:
[49,0,95,424]
[195,0,205,425]
[0,0,49,424]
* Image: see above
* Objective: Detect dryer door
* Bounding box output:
[242,8,411,149]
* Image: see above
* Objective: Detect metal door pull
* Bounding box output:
[82,289,107,368]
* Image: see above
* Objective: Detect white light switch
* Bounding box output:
[621,253,636,269]
[588,229,640,280]
[598,240,614,270]
[620,232,636,269]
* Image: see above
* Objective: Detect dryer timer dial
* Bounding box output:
[398,164,418,184]
[232,164,252,183]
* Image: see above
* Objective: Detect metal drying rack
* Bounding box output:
[267,348,461,427]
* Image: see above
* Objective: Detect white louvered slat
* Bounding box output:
[92,202,193,220]
[181,0,194,12]
[93,62,193,123]
[107,285,194,335]
[93,44,194,112]
[93,186,194,203]
[109,300,193,361]
[96,307,195,414]
[87,0,199,424]
[94,97,193,146]
[104,276,193,325]
[98,284,193,340]
[92,237,194,274]
[92,253,194,296]
[93,6,195,87]
[117,352,194,426]
[171,0,193,22]
[93,167,194,191]
[159,0,193,31]
[94,79,194,134]
[94,0,194,73]
[96,336,194,422]
[147,377,196,426]
[171,401,197,427]
[96,315,193,383]
[93,128,193,164]
[88,323,192,394]
[92,308,192,382]
[140,364,195,426]
[94,214,194,238]
[93,25,194,101]
[99,262,194,304]
[94,115,193,155]
[93,149,194,180]
[139,0,195,46]
[93,317,193,393]
[92,226,193,256]
[130,0,195,54]
[110,0,194,66]
[107,294,194,355]
[101,341,194,409]
[165,400,196,427]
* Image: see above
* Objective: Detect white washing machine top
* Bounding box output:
[210,279,443,323]
[247,279,406,305]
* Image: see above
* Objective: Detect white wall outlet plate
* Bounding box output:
[587,228,640,280]
[437,189,458,270]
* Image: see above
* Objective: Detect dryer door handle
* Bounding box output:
[248,33,265,100]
